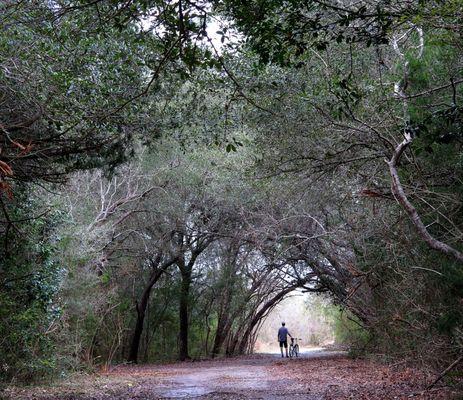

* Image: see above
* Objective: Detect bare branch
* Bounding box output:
[386,133,463,263]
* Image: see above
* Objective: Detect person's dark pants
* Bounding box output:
[279,340,288,357]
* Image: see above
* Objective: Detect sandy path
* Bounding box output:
[150,349,339,399]
[4,349,457,400]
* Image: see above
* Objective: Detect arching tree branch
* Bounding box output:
[386,132,463,263]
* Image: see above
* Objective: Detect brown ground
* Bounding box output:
[3,350,460,399]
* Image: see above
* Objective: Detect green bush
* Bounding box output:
[323,304,371,355]
[0,190,63,384]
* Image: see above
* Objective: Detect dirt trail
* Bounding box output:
[4,349,458,400]
[148,349,339,399]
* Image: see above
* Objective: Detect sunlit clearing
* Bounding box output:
[255,291,336,354]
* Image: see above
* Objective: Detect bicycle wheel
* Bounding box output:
[288,345,294,358]
[294,344,299,357]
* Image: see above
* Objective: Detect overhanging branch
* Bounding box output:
[386,132,463,263]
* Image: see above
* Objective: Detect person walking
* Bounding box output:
[277,322,292,358]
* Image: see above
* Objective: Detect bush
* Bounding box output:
[0,190,63,384]
[323,305,371,355]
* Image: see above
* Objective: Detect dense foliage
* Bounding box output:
[0,189,62,382]
[1,0,463,388]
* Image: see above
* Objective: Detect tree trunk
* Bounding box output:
[226,334,240,356]
[211,249,239,357]
[178,268,192,361]
[212,287,233,357]
[128,257,176,363]
[128,298,148,364]
[212,313,229,357]
[177,246,205,361]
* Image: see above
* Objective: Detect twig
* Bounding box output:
[205,35,276,116]
[427,354,463,390]
[404,78,463,100]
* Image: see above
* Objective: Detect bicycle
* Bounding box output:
[289,337,300,358]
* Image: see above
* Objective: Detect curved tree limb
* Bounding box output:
[386,132,463,263]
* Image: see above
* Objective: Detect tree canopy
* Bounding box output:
[1,0,463,387]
